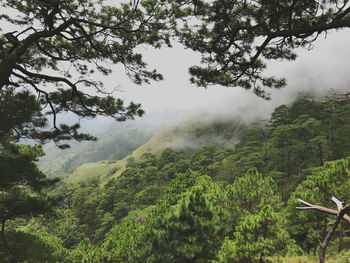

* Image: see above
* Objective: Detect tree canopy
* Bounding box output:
[1,0,350,145]
[2,98,350,262]
[0,133,58,262]
[175,0,350,98]
[0,0,172,147]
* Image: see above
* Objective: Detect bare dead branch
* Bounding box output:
[332,196,344,211]
[297,197,350,263]
[319,204,350,263]
[296,198,350,223]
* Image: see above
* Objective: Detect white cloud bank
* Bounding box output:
[104,29,350,123]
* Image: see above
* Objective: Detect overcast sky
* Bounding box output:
[1,4,350,124]
[103,29,350,122]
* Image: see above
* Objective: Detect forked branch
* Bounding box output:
[297,197,350,263]
[296,197,350,223]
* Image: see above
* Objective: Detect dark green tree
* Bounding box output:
[70,177,102,240]
[0,89,58,262]
[223,168,281,234]
[148,176,224,263]
[190,146,230,177]
[0,0,172,147]
[270,115,324,177]
[0,135,57,262]
[174,0,350,97]
[218,129,266,183]
[324,103,350,159]
[121,170,201,263]
[218,205,297,263]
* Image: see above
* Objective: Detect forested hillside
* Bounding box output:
[2,97,350,262]
[3,0,350,262]
[49,113,247,186]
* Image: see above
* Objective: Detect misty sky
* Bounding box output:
[1,4,350,124]
[105,29,350,122]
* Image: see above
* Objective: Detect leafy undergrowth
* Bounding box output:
[271,255,346,263]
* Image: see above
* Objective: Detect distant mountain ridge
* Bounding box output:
[38,108,181,177]
[49,114,249,185]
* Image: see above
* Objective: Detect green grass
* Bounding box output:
[271,251,350,263]
[110,119,245,179]
[63,160,119,184]
[54,118,246,185]
[271,256,319,263]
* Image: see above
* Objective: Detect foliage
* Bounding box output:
[2,0,350,260]
[0,133,58,261]
[146,174,224,263]
[223,168,281,234]
[4,97,350,261]
[0,0,172,147]
[2,1,350,148]
[0,85,59,261]
[287,157,350,253]
[218,205,296,263]
[0,228,67,263]
[174,0,350,98]
[97,218,143,263]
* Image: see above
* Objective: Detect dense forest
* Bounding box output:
[2,96,350,262]
[3,0,350,262]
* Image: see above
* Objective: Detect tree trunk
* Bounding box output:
[259,254,264,263]
[1,219,18,263]
[281,183,284,202]
[319,205,350,263]
[338,222,343,253]
[287,151,291,177]
[297,200,350,263]
[1,219,11,256]
[0,63,12,89]
[319,143,324,166]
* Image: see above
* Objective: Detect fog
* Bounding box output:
[2,4,349,132]
[104,29,350,125]
[40,28,350,167]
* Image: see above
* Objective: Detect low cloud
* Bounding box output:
[58,29,350,152]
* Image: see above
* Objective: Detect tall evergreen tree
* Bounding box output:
[0,88,58,262]
[218,205,296,263]
[149,187,223,262]
[147,175,224,263]
[0,135,57,262]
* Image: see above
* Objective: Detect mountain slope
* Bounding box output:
[50,113,249,184]
[39,109,180,177]
[108,117,248,178]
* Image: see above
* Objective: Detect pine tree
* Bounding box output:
[218,205,296,263]
[148,175,224,263]
[174,1,350,97]
[0,134,57,261]
[0,0,172,146]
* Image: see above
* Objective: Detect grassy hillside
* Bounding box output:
[55,117,248,184]
[59,160,120,185]
[108,118,247,178]
[39,109,180,177]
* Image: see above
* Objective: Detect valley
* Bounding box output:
[3,95,350,262]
